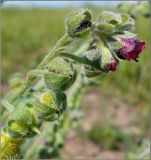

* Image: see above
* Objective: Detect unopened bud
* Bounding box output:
[118,14,135,31]
[8,104,41,138]
[65,9,92,37]
[96,11,121,34]
[35,90,66,121]
[44,58,76,92]
[99,43,117,72]
[96,11,134,34]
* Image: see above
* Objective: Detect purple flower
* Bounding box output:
[106,58,117,71]
[116,38,145,61]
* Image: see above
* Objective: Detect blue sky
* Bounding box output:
[2,1,136,8]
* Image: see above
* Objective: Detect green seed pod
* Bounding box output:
[8,104,41,138]
[0,132,24,159]
[96,11,121,34]
[65,9,92,37]
[35,90,67,121]
[44,58,76,92]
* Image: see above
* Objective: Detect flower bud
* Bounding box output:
[0,132,24,159]
[44,58,76,92]
[83,42,117,76]
[106,58,117,71]
[83,47,102,77]
[115,37,145,61]
[118,14,135,31]
[96,11,121,34]
[35,90,67,121]
[7,120,39,138]
[85,48,100,61]
[8,104,41,138]
[96,11,134,34]
[65,9,92,37]
[99,43,117,72]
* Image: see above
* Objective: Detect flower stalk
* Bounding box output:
[1,8,145,159]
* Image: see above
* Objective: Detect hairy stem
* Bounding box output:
[61,52,106,72]
[6,33,72,103]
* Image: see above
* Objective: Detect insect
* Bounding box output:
[75,19,92,33]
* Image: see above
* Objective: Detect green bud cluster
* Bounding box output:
[35,75,85,159]
[1,54,77,159]
[95,11,134,34]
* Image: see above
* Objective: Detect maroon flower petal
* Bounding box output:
[106,58,117,71]
[116,38,145,61]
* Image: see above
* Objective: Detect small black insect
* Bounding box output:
[75,19,92,33]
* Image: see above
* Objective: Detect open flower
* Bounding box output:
[116,38,145,61]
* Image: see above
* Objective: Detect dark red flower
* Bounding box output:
[106,58,117,71]
[116,38,145,61]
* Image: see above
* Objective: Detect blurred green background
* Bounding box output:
[1,1,150,159]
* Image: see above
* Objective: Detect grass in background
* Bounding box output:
[2,8,69,83]
[88,122,131,150]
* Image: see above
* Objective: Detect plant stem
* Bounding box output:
[37,33,72,69]
[61,52,106,72]
[7,33,72,103]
